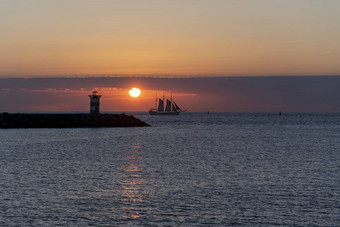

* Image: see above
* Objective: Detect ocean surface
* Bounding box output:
[0,113,339,226]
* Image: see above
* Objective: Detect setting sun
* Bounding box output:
[129,88,141,97]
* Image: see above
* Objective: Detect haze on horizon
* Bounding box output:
[1,0,340,77]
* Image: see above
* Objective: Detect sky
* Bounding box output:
[1,0,340,77]
[1,1,339,112]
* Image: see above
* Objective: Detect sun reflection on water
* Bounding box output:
[112,140,149,220]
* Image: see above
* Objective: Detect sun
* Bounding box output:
[129,87,141,97]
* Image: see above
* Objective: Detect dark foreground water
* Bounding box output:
[0,113,339,226]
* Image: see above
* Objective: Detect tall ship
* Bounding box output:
[149,95,186,115]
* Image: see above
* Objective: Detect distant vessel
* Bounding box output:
[149,95,186,115]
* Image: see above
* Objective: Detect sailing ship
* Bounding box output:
[149,95,186,115]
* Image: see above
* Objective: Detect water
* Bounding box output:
[0,113,339,226]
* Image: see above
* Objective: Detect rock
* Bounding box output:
[0,113,150,128]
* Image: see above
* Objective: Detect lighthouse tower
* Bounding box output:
[88,91,102,114]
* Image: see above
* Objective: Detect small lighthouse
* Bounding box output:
[88,91,102,114]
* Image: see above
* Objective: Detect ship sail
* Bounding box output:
[149,94,185,115]
[172,102,176,111]
[157,98,164,112]
[165,99,172,112]
[173,101,182,111]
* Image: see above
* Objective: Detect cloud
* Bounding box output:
[0,76,339,112]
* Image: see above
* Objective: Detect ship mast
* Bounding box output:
[170,92,173,111]
[155,93,158,110]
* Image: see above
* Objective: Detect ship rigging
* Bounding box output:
[149,94,186,115]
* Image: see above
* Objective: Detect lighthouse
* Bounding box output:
[88,91,102,114]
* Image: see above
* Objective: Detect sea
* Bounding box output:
[0,112,339,226]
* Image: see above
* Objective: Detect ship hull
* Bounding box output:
[149,111,180,115]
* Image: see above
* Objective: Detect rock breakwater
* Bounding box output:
[0,113,150,128]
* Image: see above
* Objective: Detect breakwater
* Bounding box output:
[0,113,150,128]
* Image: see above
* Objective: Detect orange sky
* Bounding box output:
[1,0,340,77]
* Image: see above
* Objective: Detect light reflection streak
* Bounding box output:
[112,140,149,220]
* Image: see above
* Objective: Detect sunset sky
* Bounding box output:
[1,0,340,77]
[1,1,339,112]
